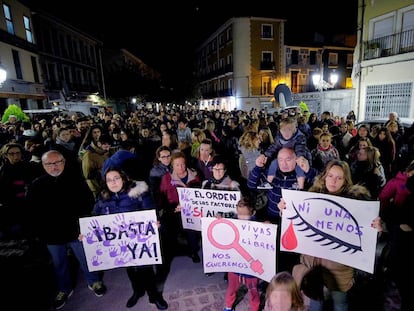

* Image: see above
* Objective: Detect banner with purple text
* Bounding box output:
[201,217,277,282]
[79,210,162,272]
[178,188,241,231]
[280,189,380,273]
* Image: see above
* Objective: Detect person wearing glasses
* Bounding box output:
[201,155,240,279]
[149,146,172,201]
[0,142,39,238]
[202,155,240,191]
[92,167,168,310]
[26,150,107,309]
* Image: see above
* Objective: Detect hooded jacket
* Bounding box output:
[93,181,155,215]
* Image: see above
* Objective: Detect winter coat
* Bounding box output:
[201,175,240,191]
[238,146,261,179]
[93,181,155,215]
[264,129,312,164]
[149,163,170,197]
[159,168,201,211]
[26,169,95,244]
[379,171,411,209]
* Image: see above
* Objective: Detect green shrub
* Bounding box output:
[1,104,29,123]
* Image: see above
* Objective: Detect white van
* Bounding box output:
[57,101,107,116]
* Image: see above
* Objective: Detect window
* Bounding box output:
[227,54,232,65]
[3,4,15,35]
[12,50,22,80]
[261,24,273,39]
[219,58,224,68]
[400,6,414,49]
[226,27,232,41]
[370,13,394,50]
[291,50,299,64]
[262,78,272,95]
[328,53,338,66]
[31,56,39,83]
[262,51,273,62]
[23,16,33,43]
[365,82,412,119]
[309,51,317,65]
[346,54,353,68]
[219,34,224,46]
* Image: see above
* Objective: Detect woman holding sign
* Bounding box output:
[279,160,382,311]
[159,151,202,264]
[202,155,240,278]
[93,168,168,310]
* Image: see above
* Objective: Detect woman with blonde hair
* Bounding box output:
[238,130,261,180]
[279,160,382,311]
[190,128,206,158]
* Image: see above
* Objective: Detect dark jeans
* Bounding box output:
[126,265,160,299]
[47,240,101,294]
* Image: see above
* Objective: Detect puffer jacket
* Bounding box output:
[379,171,411,209]
[93,181,155,215]
[264,129,312,164]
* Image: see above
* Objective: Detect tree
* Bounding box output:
[1,104,29,123]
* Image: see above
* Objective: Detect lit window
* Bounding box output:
[3,4,15,35]
[23,16,33,43]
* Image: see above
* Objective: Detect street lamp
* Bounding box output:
[0,63,7,86]
[312,70,338,91]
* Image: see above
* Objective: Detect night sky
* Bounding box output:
[22,0,358,84]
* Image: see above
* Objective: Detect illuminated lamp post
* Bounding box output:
[312,70,338,92]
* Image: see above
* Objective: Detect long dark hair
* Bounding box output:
[101,167,132,200]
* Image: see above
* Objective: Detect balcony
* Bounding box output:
[260,61,275,70]
[364,29,414,60]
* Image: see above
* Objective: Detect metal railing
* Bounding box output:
[364,28,414,60]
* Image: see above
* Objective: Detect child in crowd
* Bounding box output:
[310,132,341,172]
[264,271,306,311]
[223,197,261,311]
[258,117,310,190]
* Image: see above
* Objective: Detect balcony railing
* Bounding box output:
[260,61,275,70]
[364,28,414,60]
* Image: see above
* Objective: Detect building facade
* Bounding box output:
[31,9,105,107]
[194,16,356,116]
[194,17,286,112]
[353,0,414,120]
[0,0,45,115]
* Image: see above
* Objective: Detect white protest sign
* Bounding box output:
[201,217,277,282]
[177,188,240,231]
[79,210,162,272]
[280,189,380,273]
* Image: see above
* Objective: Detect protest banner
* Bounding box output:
[79,210,161,272]
[201,217,277,282]
[177,188,240,231]
[280,189,380,273]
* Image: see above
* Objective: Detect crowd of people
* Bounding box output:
[1,106,414,311]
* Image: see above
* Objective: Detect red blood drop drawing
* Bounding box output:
[282,220,298,250]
